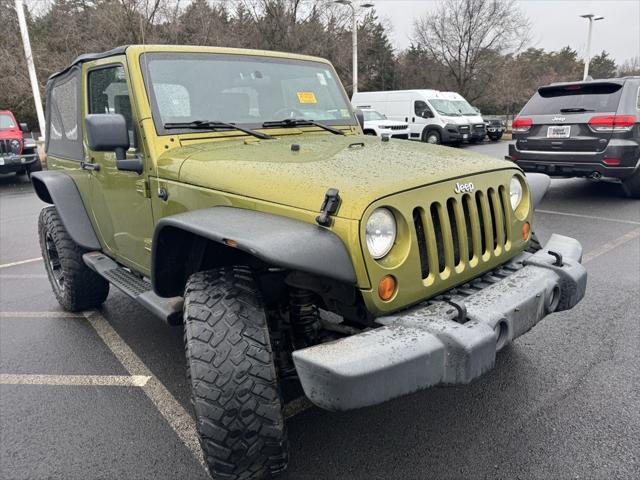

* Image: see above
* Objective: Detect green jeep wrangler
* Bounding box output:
[33,45,587,479]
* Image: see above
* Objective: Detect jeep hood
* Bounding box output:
[165,135,511,219]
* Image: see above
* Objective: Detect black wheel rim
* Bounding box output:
[45,232,64,292]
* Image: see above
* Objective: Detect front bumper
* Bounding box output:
[508,141,640,179]
[0,152,38,173]
[293,234,587,411]
[441,124,470,143]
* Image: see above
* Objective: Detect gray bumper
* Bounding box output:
[292,234,587,411]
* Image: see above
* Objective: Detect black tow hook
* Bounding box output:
[548,250,563,267]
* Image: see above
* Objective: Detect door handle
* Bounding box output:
[412,117,415,122]
[405,117,408,122]
[81,161,100,172]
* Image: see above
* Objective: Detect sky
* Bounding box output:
[371,0,640,64]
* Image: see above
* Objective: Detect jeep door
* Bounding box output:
[83,59,154,275]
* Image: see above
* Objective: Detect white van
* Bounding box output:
[439,92,486,143]
[351,90,471,145]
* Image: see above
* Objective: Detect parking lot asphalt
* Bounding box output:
[1,140,639,480]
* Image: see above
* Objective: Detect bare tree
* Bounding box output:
[412,0,529,100]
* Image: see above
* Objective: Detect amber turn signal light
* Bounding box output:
[378,275,396,301]
[522,222,531,240]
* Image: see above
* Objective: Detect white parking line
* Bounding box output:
[0,257,42,269]
[583,227,640,264]
[537,209,640,226]
[0,311,85,318]
[0,374,151,387]
[83,310,206,469]
[0,273,47,279]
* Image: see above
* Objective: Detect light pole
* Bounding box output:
[580,13,604,81]
[15,0,46,137]
[334,0,374,94]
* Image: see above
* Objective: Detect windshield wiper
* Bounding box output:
[559,107,595,113]
[262,118,345,135]
[163,120,274,140]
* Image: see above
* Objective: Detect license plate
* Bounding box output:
[0,157,5,166]
[463,134,469,139]
[547,125,571,138]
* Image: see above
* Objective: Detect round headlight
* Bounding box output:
[366,208,396,259]
[10,139,20,153]
[509,176,523,210]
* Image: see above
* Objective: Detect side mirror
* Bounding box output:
[423,110,434,119]
[19,122,29,133]
[354,109,365,129]
[85,114,142,174]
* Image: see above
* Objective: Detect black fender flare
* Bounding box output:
[525,172,551,209]
[31,171,101,250]
[152,207,357,297]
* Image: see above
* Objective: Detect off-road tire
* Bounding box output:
[622,168,640,198]
[423,129,441,144]
[38,206,109,311]
[184,267,287,480]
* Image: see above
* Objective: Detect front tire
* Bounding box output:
[184,267,288,480]
[423,129,441,144]
[38,206,109,311]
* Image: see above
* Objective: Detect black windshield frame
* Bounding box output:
[140,52,357,136]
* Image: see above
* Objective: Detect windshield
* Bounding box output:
[0,114,16,130]
[141,53,355,133]
[363,110,386,121]
[427,99,461,116]
[449,100,477,116]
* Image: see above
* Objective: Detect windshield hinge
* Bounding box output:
[136,179,150,198]
[316,188,341,227]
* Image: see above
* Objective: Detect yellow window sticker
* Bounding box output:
[297,92,317,104]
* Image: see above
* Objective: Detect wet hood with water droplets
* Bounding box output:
[172,135,513,219]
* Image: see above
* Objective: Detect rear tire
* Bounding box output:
[184,267,288,480]
[38,206,109,311]
[622,168,640,198]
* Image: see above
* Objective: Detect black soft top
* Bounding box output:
[48,45,129,82]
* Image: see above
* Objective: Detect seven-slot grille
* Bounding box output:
[1,139,20,156]
[413,186,511,280]
[382,125,408,130]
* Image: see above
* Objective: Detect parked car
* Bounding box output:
[33,45,587,480]
[352,90,471,145]
[0,110,40,176]
[507,77,640,197]
[360,108,409,139]
[485,118,506,141]
[439,91,486,142]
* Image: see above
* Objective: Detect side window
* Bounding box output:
[636,87,640,110]
[88,65,136,147]
[414,100,432,118]
[46,68,83,160]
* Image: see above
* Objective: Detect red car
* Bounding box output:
[0,110,40,175]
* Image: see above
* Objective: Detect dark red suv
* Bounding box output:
[0,110,40,176]
[507,77,640,198]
